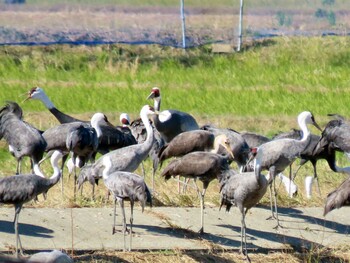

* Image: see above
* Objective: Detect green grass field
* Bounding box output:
[1,36,350,262]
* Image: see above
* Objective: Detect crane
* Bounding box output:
[220,149,270,262]
[147,87,199,143]
[101,156,152,251]
[66,112,112,197]
[324,176,350,216]
[0,101,47,177]
[251,111,321,228]
[77,105,157,194]
[0,151,63,257]
[161,150,233,234]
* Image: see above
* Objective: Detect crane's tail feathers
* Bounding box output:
[324,190,350,216]
[160,159,178,181]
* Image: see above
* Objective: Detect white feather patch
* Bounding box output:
[158,110,172,122]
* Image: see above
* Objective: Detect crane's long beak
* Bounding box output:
[20,92,31,103]
[313,122,322,132]
[146,92,155,100]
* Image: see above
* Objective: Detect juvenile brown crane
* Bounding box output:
[161,150,233,234]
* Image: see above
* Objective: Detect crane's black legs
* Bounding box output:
[120,199,127,252]
[240,210,251,263]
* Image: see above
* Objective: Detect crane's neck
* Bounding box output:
[102,156,112,180]
[36,92,55,110]
[49,151,63,184]
[299,119,310,143]
[140,109,155,152]
[93,123,103,139]
[33,164,45,178]
[154,97,161,111]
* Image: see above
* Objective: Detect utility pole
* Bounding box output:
[237,0,244,51]
[180,0,186,49]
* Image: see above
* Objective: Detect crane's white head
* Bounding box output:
[140,105,158,116]
[119,113,130,126]
[297,111,322,131]
[91,112,114,134]
[146,87,161,101]
[25,87,46,101]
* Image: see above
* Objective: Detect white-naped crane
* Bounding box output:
[147,87,199,143]
[201,125,250,171]
[0,101,47,177]
[77,105,158,195]
[250,111,322,228]
[324,175,350,216]
[25,86,83,123]
[0,150,63,258]
[25,86,137,154]
[66,112,112,197]
[220,148,270,263]
[161,150,234,234]
[101,156,152,251]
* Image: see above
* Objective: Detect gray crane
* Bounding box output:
[201,125,251,171]
[273,128,337,197]
[324,176,350,216]
[0,101,47,177]
[147,87,199,143]
[101,156,152,251]
[161,151,233,234]
[220,149,270,262]
[66,112,112,197]
[313,117,350,174]
[0,150,63,258]
[77,105,157,194]
[252,111,322,228]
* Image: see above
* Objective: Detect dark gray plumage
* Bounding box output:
[161,151,232,234]
[324,176,350,216]
[241,131,271,149]
[220,151,270,262]
[77,105,157,193]
[313,117,350,174]
[0,151,62,257]
[201,125,250,171]
[66,112,110,197]
[0,101,47,177]
[252,111,321,228]
[102,156,152,251]
[147,87,199,143]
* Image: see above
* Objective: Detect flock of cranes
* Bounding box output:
[0,86,350,261]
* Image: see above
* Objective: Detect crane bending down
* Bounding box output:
[147,87,199,143]
[0,151,62,258]
[251,111,321,228]
[324,176,350,216]
[161,150,233,234]
[0,101,47,177]
[220,150,270,262]
[66,112,112,197]
[102,156,152,251]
